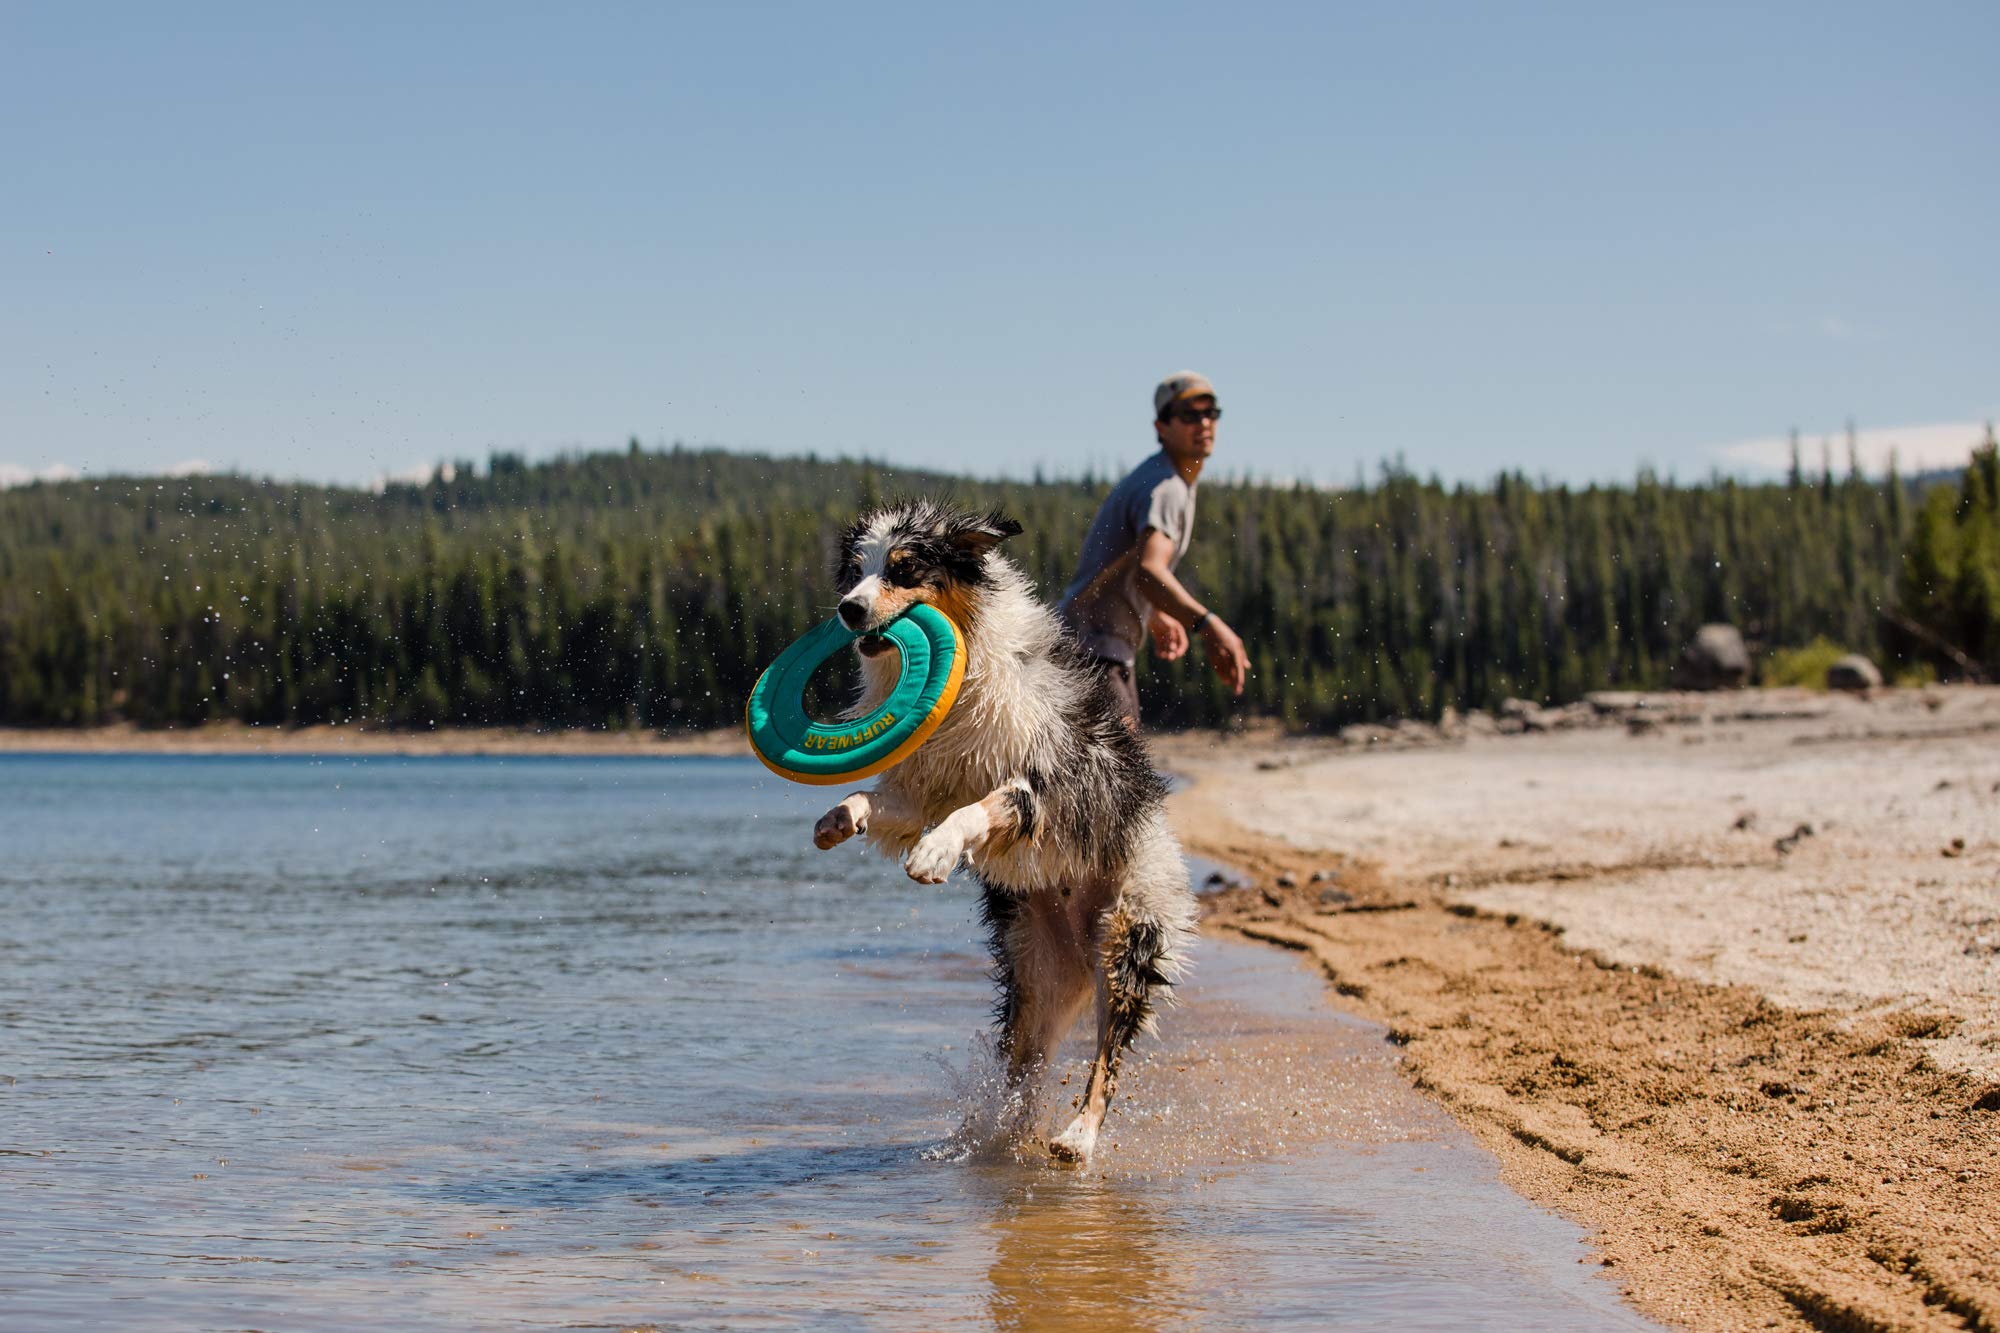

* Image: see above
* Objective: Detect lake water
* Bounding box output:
[0,754,1653,1330]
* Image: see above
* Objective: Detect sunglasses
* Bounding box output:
[1165,405,1223,424]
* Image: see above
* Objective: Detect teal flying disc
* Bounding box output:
[744,603,966,785]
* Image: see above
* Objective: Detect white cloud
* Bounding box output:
[163,458,215,478]
[1709,420,1995,476]
[0,461,81,489]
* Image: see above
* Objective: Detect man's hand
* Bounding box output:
[1148,608,1189,661]
[1200,616,1249,696]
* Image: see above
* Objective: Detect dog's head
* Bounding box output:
[834,500,1023,654]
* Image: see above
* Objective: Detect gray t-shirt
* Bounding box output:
[1059,451,1196,665]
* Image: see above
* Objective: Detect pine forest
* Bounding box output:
[2,435,1994,734]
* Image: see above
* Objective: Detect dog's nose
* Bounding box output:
[838,598,869,631]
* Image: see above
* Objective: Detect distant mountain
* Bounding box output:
[1907,465,1968,492]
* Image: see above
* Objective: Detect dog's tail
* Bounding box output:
[1103,816,1198,1044]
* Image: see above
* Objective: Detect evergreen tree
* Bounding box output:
[0,439,1963,733]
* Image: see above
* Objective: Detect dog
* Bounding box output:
[809,499,1197,1164]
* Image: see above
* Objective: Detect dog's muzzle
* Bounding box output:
[838,597,870,631]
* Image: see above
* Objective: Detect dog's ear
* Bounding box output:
[946,511,1023,559]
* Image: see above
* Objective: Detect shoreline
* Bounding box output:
[1162,688,2000,1331]
[12,696,1999,1326]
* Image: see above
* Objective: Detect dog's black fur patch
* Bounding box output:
[1024,636,1170,869]
[978,881,1024,1043]
[1002,783,1039,844]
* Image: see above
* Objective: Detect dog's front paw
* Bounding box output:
[905,828,965,884]
[813,802,863,849]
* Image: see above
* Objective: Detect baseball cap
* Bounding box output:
[1153,370,1218,418]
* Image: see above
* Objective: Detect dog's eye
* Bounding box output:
[886,559,924,588]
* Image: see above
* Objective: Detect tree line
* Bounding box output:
[1,434,1993,734]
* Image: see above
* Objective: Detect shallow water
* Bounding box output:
[0,755,1653,1329]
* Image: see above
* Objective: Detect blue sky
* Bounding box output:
[3,3,1993,489]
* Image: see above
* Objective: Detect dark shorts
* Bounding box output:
[1090,657,1141,732]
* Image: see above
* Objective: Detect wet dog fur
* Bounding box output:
[810,499,1198,1164]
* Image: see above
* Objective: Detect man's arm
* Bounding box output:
[1130,529,1249,696]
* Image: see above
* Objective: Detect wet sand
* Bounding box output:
[1160,686,2000,1331]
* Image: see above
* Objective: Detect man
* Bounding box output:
[1059,370,1250,730]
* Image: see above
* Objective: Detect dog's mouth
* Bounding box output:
[855,634,895,659]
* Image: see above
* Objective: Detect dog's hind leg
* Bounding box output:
[1044,910,1165,1164]
[1049,826,1196,1165]
[905,776,1038,884]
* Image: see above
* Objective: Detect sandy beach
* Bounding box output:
[1162,686,2000,1331]
[10,691,1997,1328]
